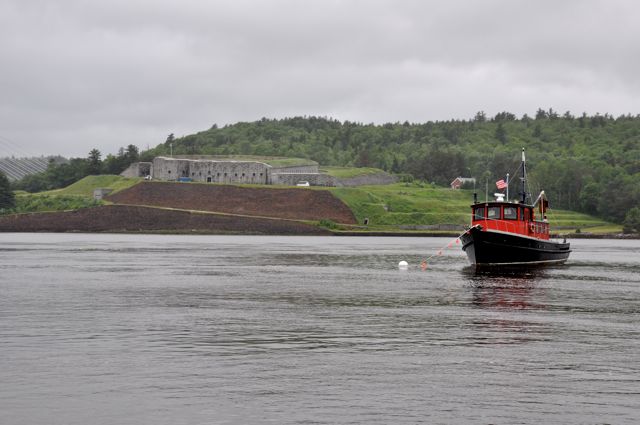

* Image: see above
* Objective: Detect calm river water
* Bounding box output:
[1,233,639,424]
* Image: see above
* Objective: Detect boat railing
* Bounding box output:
[479,217,520,234]
[475,217,550,239]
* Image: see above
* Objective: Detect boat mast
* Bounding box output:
[506,173,509,201]
[520,148,527,204]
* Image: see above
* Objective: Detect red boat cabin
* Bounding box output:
[471,202,550,240]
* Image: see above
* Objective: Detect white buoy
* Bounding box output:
[398,260,408,269]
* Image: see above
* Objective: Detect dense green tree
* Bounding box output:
[405,145,466,185]
[535,108,548,120]
[45,158,88,188]
[493,111,516,121]
[103,154,124,175]
[623,207,640,233]
[100,144,142,175]
[125,144,139,162]
[495,123,508,144]
[14,172,49,193]
[532,123,542,138]
[87,148,102,175]
[0,171,15,211]
[578,181,601,214]
[473,111,487,122]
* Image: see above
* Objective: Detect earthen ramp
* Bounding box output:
[107,182,357,224]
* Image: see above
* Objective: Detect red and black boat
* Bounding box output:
[460,149,571,267]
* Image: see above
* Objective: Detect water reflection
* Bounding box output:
[463,266,546,310]
[460,267,551,345]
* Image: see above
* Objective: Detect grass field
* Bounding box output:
[320,166,384,178]
[40,175,141,197]
[330,183,472,227]
[8,175,142,214]
[330,182,621,234]
[545,210,622,234]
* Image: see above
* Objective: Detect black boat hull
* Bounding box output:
[460,226,571,267]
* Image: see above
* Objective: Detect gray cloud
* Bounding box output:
[1,0,639,157]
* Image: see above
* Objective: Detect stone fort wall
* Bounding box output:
[152,157,271,184]
[150,157,319,185]
[123,157,395,187]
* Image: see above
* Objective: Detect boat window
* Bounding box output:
[503,206,517,220]
[473,206,485,220]
[487,206,501,219]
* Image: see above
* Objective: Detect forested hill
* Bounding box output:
[146,111,640,225]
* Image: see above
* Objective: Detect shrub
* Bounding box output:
[318,219,338,229]
[397,173,414,183]
[623,207,640,234]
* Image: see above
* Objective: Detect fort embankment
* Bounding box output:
[0,204,332,235]
[106,182,358,224]
[0,180,360,234]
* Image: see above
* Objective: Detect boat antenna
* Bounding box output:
[520,148,527,204]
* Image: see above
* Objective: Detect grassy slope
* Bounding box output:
[320,166,384,178]
[41,175,141,197]
[546,210,622,234]
[11,175,141,213]
[330,183,621,234]
[330,183,470,226]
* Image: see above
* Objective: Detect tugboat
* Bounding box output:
[460,149,571,267]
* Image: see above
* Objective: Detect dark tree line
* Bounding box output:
[0,171,15,211]
[12,144,143,193]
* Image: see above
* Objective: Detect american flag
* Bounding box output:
[496,179,507,189]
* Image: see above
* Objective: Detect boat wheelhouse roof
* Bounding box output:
[471,200,533,207]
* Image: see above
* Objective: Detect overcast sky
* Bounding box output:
[1,0,639,157]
